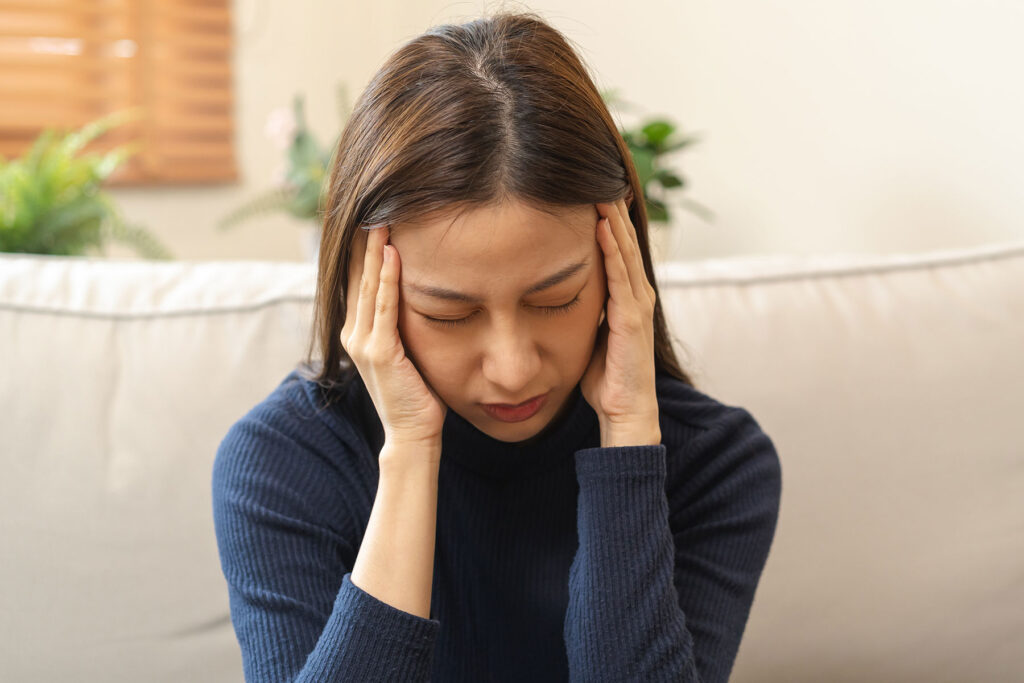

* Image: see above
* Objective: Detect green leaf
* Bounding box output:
[654,170,685,189]
[216,187,297,230]
[629,147,656,187]
[61,108,143,157]
[288,177,324,219]
[33,196,107,253]
[104,218,174,259]
[0,110,161,257]
[289,129,324,171]
[96,194,173,259]
[645,196,669,222]
[641,120,674,147]
[621,130,641,148]
[661,134,701,153]
[94,143,142,181]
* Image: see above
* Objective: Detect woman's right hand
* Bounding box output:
[341,224,447,452]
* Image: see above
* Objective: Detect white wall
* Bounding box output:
[105,0,1024,262]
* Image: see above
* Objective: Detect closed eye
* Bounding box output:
[422,295,583,329]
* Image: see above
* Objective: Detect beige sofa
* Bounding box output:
[2,240,1021,682]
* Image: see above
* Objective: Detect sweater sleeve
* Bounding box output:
[211,407,440,682]
[565,407,782,683]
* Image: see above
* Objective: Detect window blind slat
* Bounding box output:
[0,0,236,185]
[1,1,130,12]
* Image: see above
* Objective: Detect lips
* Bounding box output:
[481,392,549,423]
[486,394,544,408]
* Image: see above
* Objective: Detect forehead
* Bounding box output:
[390,200,597,274]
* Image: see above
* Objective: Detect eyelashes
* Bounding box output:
[423,295,583,329]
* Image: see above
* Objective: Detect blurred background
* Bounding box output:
[3,0,1022,263]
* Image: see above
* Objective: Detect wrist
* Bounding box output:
[380,439,442,470]
[599,415,661,448]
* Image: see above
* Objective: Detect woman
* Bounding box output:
[212,12,781,682]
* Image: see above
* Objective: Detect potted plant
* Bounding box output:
[216,86,346,262]
[600,88,713,225]
[0,108,173,259]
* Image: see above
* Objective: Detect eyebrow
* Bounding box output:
[407,257,591,304]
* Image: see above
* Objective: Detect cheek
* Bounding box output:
[553,288,605,360]
[397,305,432,362]
[396,306,464,381]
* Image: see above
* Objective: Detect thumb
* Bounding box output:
[581,317,608,406]
[586,317,609,374]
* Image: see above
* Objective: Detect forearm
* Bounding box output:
[350,442,441,619]
[567,444,699,681]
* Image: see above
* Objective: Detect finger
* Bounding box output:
[371,243,401,345]
[617,198,657,305]
[354,225,388,337]
[599,202,645,302]
[616,198,645,276]
[614,198,647,294]
[342,226,368,343]
[596,215,635,315]
[622,197,655,305]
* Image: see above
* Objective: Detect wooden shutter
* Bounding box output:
[0,0,237,185]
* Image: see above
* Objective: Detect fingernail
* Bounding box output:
[383,245,392,262]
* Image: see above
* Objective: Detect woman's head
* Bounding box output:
[385,198,605,444]
[304,11,692,440]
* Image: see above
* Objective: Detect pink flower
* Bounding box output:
[263,106,296,151]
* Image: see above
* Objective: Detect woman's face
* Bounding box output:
[388,199,608,444]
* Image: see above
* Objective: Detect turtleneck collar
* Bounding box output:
[440,384,600,479]
[322,371,599,480]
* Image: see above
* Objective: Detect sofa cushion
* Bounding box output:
[1,240,1022,681]
[656,241,1024,682]
[1,255,315,682]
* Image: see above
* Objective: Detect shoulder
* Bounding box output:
[654,371,757,434]
[654,371,782,512]
[212,368,382,517]
[221,368,380,456]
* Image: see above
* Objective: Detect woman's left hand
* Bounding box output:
[580,198,662,448]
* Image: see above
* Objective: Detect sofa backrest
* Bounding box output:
[1,241,1022,682]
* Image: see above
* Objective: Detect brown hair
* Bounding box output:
[301,11,694,396]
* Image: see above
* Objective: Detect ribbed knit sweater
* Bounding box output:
[211,368,782,682]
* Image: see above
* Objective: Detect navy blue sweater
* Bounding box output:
[211,368,781,681]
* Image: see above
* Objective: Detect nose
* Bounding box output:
[480,318,542,399]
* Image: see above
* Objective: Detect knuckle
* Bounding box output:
[359,276,374,296]
[342,332,364,354]
[353,348,371,366]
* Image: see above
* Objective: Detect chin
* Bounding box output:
[465,412,548,443]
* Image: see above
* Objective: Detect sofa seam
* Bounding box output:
[655,241,1024,288]
[0,294,314,320]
